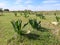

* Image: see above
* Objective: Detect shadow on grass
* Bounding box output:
[7,27,51,45]
[7,33,40,45]
[37,27,51,32]
[21,33,40,40]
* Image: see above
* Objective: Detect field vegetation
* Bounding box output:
[0,10,60,45]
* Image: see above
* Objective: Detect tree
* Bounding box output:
[0,8,3,12]
[0,8,3,16]
[4,9,9,11]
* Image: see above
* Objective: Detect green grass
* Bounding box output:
[0,12,60,45]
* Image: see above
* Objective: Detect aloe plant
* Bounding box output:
[14,12,17,16]
[11,19,29,35]
[24,12,29,18]
[29,19,41,30]
[9,20,30,44]
[24,10,29,18]
[29,19,51,32]
[36,13,45,19]
[54,13,60,22]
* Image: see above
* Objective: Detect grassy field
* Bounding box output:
[0,12,60,45]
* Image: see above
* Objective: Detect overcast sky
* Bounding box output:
[0,0,60,11]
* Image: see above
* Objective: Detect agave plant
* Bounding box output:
[54,13,60,22]
[24,12,29,18]
[29,19,41,30]
[8,20,31,44]
[11,19,29,35]
[24,10,29,18]
[29,19,51,32]
[36,13,45,19]
[14,12,17,16]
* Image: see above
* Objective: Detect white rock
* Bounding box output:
[26,30,31,34]
[51,22,58,25]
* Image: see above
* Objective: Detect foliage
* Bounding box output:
[10,19,41,45]
[54,13,60,22]
[11,19,29,35]
[10,19,30,44]
[0,12,60,45]
[29,19,41,30]
[36,13,45,19]
[0,8,3,16]
[4,9,9,12]
[24,10,31,14]
[23,10,30,18]
[29,19,50,32]
[14,12,17,16]
[0,8,3,12]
